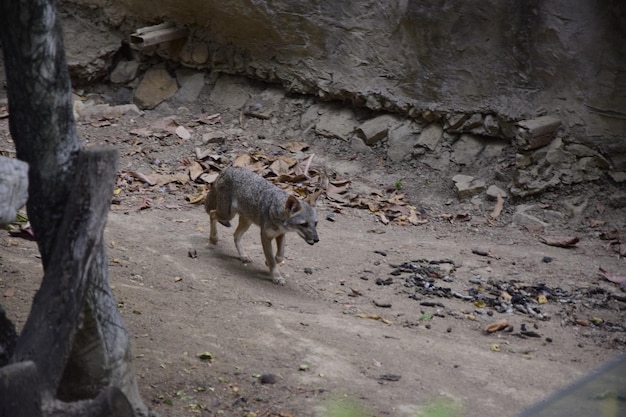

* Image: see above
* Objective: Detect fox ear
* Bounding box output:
[285,195,302,215]
[305,190,323,206]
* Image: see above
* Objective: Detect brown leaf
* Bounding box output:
[175,125,191,140]
[293,154,315,177]
[195,112,222,125]
[188,161,205,181]
[152,117,179,133]
[130,171,158,186]
[151,172,189,187]
[185,190,206,205]
[485,319,509,333]
[275,155,297,168]
[387,194,406,205]
[525,224,544,233]
[408,207,428,225]
[269,159,291,176]
[280,141,310,152]
[589,219,606,228]
[129,127,153,137]
[539,235,580,248]
[232,154,253,168]
[199,172,220,184]
[3,288,16,297]
[599,267,626,291]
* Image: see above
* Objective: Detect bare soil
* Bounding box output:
[1,35,626,417]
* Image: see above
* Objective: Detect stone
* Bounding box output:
[315,107,358,141]
[74,101,143,121]
[515,115,561,150]
[609,171,626,183]
[350,137,371,154]
[134,64,179,109]
[416,123,443,151]
[387,120,421,162]
[512,205,550,229]
[110,60,140,84]
[486,185,507,200]
[243,88,285,120]
[452,174,486,199]
[107,1,625,154]
[445,113,469,131]
[355,114,402,145]
[173,70,205,103]
[608,192,626,208]
[209,74,260,110]
[63,16,121,84]
[450,134,484,165]
[483,114,501,136]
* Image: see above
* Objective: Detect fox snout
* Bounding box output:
[306,235,319,245]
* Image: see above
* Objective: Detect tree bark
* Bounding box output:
[0,1,149,415]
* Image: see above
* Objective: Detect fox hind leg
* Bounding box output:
[233,215,253,264]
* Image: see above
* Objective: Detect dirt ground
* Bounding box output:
[2,41,626,417]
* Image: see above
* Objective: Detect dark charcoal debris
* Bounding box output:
[376,277,394,286]
[379,374,401,382]
[385,259,623,327]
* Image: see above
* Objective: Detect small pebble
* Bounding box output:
[542,256,553,263]
[260,374,277,384]
[303,267,313,274]
[446,327,452,333]
[325,213,336,222]
[545,337,553,343]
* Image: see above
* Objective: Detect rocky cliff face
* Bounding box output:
[60,0,626,193]
[99,0,625,143]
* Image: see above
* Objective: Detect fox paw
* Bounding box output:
[240,256,252,264]
[209,236,218,245]
[272,276,286,286]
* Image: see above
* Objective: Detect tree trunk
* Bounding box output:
[0,0,149,415]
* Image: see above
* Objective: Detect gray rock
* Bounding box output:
[515,115,561,151]
[134,64,179,110]
[450,134,484,165]
[387,121,421,162]
[511,205,550,229]
[315,107,358,140]
[486,185,507,200]
[483,114,501,136]
[110,60,140,84]
[243,88,285,120]
[173,70,205,103]
[416,123,443,151]
[452,174,486,199]
[209,74,260,111]
[350,137,371,154]
[355,114,402,145]
[609,171,626,183]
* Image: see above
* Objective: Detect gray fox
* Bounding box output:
[205,166,320,285]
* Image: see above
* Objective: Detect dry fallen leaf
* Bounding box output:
[485,319,509,333]
[175,125,191,140]
[356,313,392,325]
[232,153,253,168]
[188,161,205,181]
[599,267,626,291]
[269,159,291,176]
[281,141,310,152]
[539,235,580,248]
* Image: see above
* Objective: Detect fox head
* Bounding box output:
[284,191,322,245]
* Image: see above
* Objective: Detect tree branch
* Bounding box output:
[11,147,118,394]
